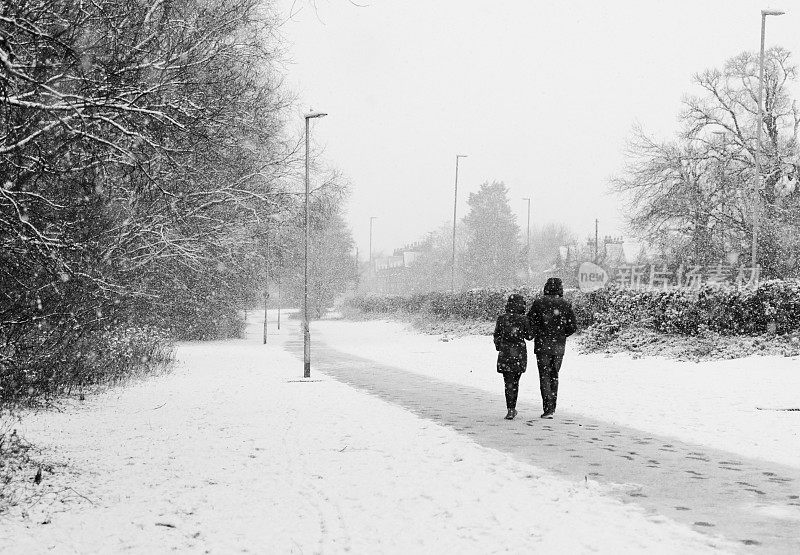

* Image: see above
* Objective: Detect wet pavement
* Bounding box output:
[285,335,800,553]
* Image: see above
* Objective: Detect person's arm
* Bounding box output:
[493,316,503,351]
[527,301,541,337]
[522,313,535,341]
[564,303,578,337]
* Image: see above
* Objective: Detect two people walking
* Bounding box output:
[493,277,577,420]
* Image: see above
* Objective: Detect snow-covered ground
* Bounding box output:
[1,312,727,553]
[314,319,800,469]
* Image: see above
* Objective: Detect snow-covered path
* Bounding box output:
[314,319,800,469]
[3,313,729,554]
[291,324,800,553]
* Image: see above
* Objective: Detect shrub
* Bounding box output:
[0,324,174,405]
[345,279,800,338]
[345,294,409,315]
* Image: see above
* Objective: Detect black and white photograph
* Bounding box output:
[1,1,799,552]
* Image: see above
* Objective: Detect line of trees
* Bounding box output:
[373,181,575,293]
[0,0,356,402]
[613,48,800,277]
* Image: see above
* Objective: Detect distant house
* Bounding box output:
[599,237,653,267]
[551,237,657,288]
[364,244,422,295]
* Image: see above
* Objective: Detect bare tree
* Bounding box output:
[612,129,729,265]
[613,48,800,276]
[683,47,800,208]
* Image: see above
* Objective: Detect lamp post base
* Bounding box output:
[303,325,311,378]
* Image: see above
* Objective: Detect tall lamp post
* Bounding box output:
[369,216,377,269]
[451,154,468,291]
[303,110,327,378]
[522,197,531,285]
[369,216,377,292]
[354,246,360,291]
[595,219,599,263]
[713,131,728,259]
[262,218,284,341]
[753,9,785,268]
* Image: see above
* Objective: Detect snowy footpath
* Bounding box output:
[306,319,800,553]
[314,319,800,469]
[0,313,796,553]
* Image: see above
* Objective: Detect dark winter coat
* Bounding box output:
[527,278,577,356]
[493,294,534,374]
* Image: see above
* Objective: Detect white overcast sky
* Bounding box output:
[275,0,799,259]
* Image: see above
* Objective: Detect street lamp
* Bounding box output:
[522,197,531,285]
[369,216,377,269]
[753,9,785,268]
[451,154,468,292]
[264,224,270,345]
[594,219,599,263]
[713,131,728,260]
[303,110,327,378]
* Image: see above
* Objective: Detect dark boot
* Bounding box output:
[503,372,521,416]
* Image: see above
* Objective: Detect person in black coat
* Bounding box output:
[493,293,534,420]
[527,277,577,419]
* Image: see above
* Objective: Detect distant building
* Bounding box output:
[362,244,422,295]
[551,236,657,288]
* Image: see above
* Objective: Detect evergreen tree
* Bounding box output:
[461,182,523,289]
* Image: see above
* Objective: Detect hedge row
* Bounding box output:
[2,324,174,403]
[347,289,532,323]
[345,279,800,336]
[583,280,800,336]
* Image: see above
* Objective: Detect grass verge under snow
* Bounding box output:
[342,307,800,361]
[577,326,800,361]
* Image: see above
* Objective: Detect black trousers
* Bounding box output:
[536,353,564,414]
[502,371,522,410]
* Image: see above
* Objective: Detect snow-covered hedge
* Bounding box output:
[348,290,516,322]
[580,280,800,336]
[1,325,173,403]
[346,279,800,337]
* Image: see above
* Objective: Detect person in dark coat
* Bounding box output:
[527,277,577,419]
[493,293,534,420]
